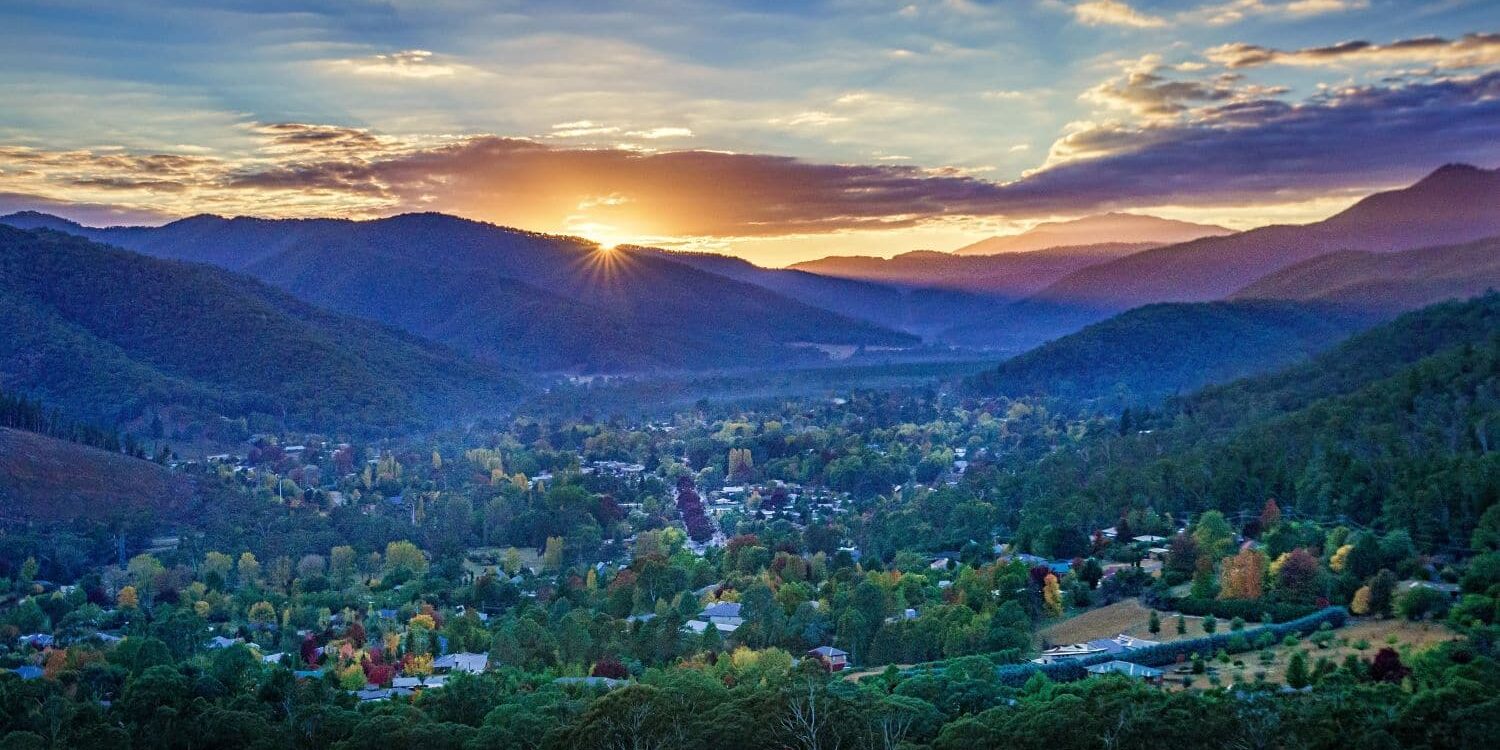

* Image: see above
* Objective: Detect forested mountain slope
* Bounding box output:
[965,300,1375,405]
[999,294,1500,551]
[0,226,528,439]
[1232,234,1500,313]
[0,212,916,371]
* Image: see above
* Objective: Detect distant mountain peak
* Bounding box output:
[0,211,86,232]
[953,212,1232,256]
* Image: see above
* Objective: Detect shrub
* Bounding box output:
[1167,597,1318,623]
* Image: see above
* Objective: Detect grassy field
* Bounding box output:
[0,427,195,522]
[1037,598,1210,648]
[1040,598,1457,690]
[1155,617,1457,690]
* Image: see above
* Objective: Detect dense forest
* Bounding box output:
[0,227,529,440]
[1000,294,1500,552]
[965,300,1374,406]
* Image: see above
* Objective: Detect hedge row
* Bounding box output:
[1108,607,1347,669]
[911,607,1348,688]
[1166,597,1320,623]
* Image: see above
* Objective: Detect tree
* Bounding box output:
[1219,548,1266,601]
[1285,652,1310,689]
[1148,610,1161,636]
[1273,549,1321,603]
[542,536,565,571]
[1079,558,1104,590]
[1473,504,1500,551]
[1176,614,1187,635]
[1368,647,1410,683]
[1350,586,1373,615]
[1201,615,1217,635]
[117,585,139,609]
[202,552,233,588]
[237,552,261,589]
[1041,574,1063,618]
[383,541,428,578]
[1396,585,1448,621]
[329,545,356,585]
[1192,511,1236,563]
[502,547,523,576]
[1259,499,1282,529]
[248,601,277,628]
[1368,570,1398,617]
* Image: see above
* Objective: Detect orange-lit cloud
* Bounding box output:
[2,65,1498,264]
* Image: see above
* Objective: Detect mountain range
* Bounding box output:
[1232,234,1500,312]
[0,211,917,372]
[1029,164,1500,314]
[951,213,1231,256]
[787,243,1154,296]
[946,164,1500,348]
[5,163,1496,407]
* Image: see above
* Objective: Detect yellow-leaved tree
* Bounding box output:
[1042,573,1063,617]
[1351,585,1373,615]
[542,536,565,571]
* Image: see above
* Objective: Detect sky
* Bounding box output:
[0,0,1496,266]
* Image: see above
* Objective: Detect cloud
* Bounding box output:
[0,191,175,226]
[627,127,693,139]
[549,121,622,138]
[1208,33,1500,70]
[1030,71,1500,210]
[3,69,1497,242]
[1183,0,1368,26]
[1072,1,1170,29]
[1081,55,1287,119]
[324,49,466,79]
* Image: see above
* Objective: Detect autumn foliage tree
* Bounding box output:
[1218,548,1267,600]
[1369,647,1410,683]
[1042,574,1063,617]
[1260,498,1282,529]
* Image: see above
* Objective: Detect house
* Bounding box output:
[1087,661,1164,683]
[433,652,488,674]
[700,602,744,630]
[1032,643,1108,664]
[206,636,243,650]
[682,619,739,635]
[1132,535,1167,545]
[17,633,53,649]
[392,676,422,689]
[807,646,849,672]
[10,666,44,680]
[423,675,448,689]
[262,652,286,664]
[1083,634,1159,656]
[886,608,918,623]
[1403,580,1462,601]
